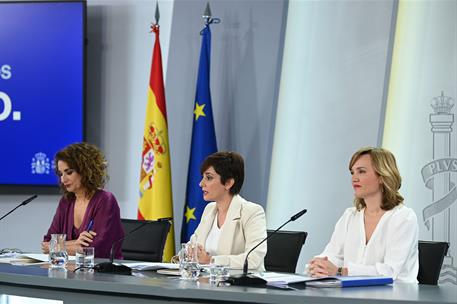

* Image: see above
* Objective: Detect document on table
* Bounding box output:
[121,262,180,271]
[0,253,75,266]
[303,276,393,287]
[253,272,393,288]
[253,272,310,286]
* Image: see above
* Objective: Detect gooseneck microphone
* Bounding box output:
[0,195,38,221]
[94,217,173,275]
[227,208,307,286]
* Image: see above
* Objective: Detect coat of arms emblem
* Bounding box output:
[421,92,456,285]
[31,152,50,174]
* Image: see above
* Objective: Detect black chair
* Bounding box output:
[264,230,307,273]
[417,240,449,285]
[120,219,171,262]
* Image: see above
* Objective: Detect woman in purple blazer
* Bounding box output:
[42,142,124,259]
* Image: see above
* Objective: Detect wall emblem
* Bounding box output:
[31,152,50,174]
[421,91,456,285]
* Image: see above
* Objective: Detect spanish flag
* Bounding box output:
[138,22,175,261]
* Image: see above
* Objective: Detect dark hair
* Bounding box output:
[54,142,108,199]
[349,147,404,211]
[200,151,244,195]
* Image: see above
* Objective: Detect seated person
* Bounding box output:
[190,151,267,270]
[42,142,124,259]
[308,147,419,282]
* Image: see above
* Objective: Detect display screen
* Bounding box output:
[0,1,85,186]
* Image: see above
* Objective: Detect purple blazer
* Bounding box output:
[44,189,124,259]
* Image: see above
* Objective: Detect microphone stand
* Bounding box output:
[226,209,307,286]
[93,217,172,275]
[0,195,38,221]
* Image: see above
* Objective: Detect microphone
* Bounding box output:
[226,209,307,286]
[93,217,173,275]
[0,195,38,221]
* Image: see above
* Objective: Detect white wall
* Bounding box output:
[383,0,457,284]
[267,0,395,272]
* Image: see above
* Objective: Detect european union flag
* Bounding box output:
[181,24,217,243]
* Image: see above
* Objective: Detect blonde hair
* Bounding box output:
[349,147,404,211]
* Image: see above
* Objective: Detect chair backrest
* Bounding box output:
[120,219,171,262]
[264,230,307,273]
[417,240,449,285]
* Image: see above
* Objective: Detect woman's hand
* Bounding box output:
[197,244,211,264]
[76,230,97,247]
[41,241,49,254]
[64,231,97,255]
[308,256,338,277]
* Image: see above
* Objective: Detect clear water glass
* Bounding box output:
[179,242,200,280]
[220,265,230,281]
[49,234,68,268]
[209,263,222,285]
[75,247,95,270]
[181,261,200,280]
[209,257,230,285]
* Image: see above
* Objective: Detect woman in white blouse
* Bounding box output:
[190,151,267,270]
[308,147,419,282]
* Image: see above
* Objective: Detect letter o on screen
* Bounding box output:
[0,91,12,121]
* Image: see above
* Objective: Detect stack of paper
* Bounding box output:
[253,272,309,286]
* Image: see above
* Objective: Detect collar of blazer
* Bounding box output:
[216,195,244,255]
[225,194,243,221]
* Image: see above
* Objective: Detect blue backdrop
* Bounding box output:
[0,1,84,186]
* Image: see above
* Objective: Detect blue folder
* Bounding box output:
[304,276,393,288]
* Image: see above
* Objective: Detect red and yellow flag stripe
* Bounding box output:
[138,24,175,261]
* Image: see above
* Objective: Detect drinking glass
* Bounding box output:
[75,247,95,271]
[209,257,230,285]
[49,234,68,268]
[179,242,200,280]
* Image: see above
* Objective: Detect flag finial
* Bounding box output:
[201,2,220,27]
[203,2,211,25]
[155,2,160,24]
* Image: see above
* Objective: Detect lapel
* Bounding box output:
[217,195,243,255]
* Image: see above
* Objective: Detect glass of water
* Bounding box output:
[209,257,230,285]
[179,242,200,280]
[49,234,68,268]
[75,247,95,271]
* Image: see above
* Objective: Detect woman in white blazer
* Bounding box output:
[190,151,267,271]
[308,147,419,282]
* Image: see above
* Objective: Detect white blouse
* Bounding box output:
[205,215,221,257]
[319,204,419,282]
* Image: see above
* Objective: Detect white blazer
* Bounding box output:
[320,204,419,282]
[191,195,267,271]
